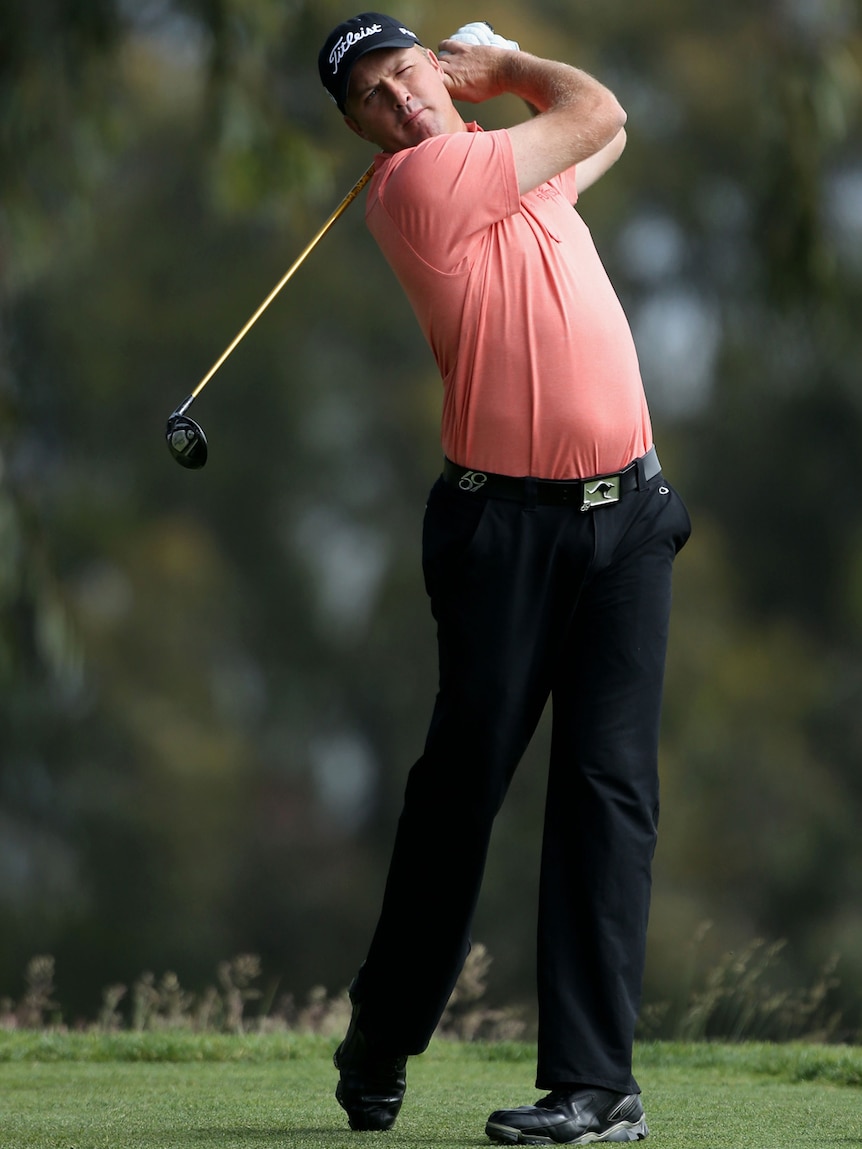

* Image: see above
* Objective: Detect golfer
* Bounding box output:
[318,12,691,1144]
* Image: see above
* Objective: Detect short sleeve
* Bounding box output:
[372,129,521,272]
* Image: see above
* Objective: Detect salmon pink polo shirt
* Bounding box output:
[365,123,653,480]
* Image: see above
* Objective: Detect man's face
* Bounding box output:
[344,46,463,153]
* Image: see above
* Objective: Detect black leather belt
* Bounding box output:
[442,446,661,511]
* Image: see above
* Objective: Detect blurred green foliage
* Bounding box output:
[1,0,861,1036]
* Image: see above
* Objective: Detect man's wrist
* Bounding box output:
[497,54,587,114]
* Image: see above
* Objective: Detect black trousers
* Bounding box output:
[353,461,691,1094]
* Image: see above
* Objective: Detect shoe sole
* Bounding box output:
[485,1117,649,1145]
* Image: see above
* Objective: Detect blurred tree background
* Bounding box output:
[1,0,861,1036]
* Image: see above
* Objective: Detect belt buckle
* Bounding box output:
[580,474,621,512]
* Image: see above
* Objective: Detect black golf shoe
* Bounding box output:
[485,1087,648,1145]
[333,999,407,1131]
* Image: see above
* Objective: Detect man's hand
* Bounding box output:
[443,23,539,117]
[436,40,511,104]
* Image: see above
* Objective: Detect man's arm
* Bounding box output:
[437,41,626,196]
[576,127,627,193]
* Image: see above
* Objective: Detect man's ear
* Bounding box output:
[344,114,370,142]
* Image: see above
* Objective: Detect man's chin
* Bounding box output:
[404,113,445,145]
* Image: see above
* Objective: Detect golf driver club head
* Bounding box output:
[166,413,208,469]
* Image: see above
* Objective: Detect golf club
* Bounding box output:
[165,163,375,469]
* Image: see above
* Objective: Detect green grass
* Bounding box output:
[0,1034,860,1149]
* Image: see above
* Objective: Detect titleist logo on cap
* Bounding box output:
[328,22,417,75]
[329,23,380,75]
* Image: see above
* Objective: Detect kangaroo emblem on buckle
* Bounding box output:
[581,476,621,512]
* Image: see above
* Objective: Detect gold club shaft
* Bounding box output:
[190,164,375,400]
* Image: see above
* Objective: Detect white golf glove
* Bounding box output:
[448,21,520,51]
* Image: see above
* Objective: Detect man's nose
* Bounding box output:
[385,79,412,107]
